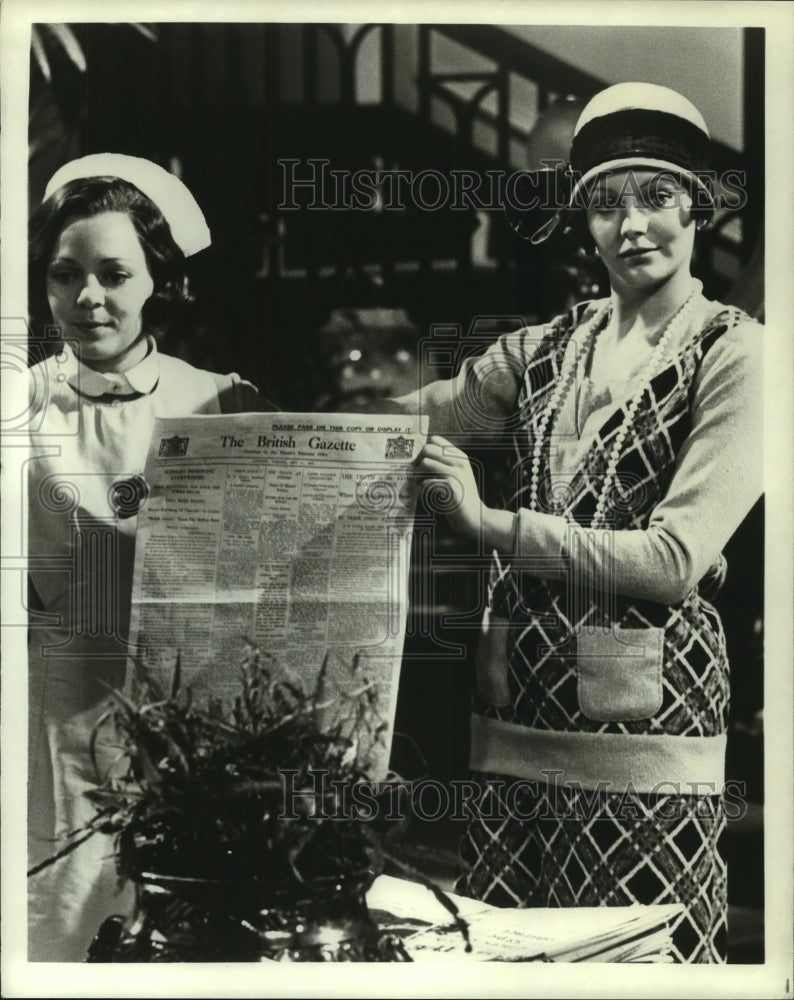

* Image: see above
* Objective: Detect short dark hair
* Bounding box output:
[28,176,192,339]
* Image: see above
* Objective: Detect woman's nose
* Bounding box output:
[75,275,105,307]
[620,204,649,237]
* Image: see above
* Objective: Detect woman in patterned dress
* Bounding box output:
[402,83,762,962]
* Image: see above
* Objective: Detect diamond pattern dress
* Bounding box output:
[455,301,757,963]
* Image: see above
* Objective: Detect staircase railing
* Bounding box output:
[263,23,755,300]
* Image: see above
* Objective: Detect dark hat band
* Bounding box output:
[570,109,712,179]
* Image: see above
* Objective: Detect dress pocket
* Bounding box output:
[576,627,664,722]
[474,609,511,708]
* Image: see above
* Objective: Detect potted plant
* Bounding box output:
[29,644,469,962]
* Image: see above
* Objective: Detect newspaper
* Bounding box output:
[366,876,684,963]
[128,412,428,779]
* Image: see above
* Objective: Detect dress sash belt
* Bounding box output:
[469,713,727,794]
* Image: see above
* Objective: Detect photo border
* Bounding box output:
[2,1,791,996]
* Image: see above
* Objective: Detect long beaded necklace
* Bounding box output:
[528,286,700,528]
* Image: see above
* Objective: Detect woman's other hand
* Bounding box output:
[414,435,516,552]
[415,434,484,539]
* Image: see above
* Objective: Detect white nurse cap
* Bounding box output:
[44,153,211,257]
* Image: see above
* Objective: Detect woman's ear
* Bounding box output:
[679,193,696,222]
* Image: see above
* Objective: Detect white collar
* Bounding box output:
[58,337,160,397]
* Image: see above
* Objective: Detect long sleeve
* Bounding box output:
[389,324,547,439]
[514,320,763,604]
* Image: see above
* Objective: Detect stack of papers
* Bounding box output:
[367,875,684,963]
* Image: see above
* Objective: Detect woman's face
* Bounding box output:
[586,169,697,295]
[46,211,154,372]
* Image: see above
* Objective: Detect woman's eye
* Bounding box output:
[592,205,616,215]
[103,271,130,286]
[589,198,616,216]
[48,270,76,285]
[649,189,678,208]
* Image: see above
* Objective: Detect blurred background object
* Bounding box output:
[28,23,764,385]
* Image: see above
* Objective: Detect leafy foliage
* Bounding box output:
[28,645,470,948]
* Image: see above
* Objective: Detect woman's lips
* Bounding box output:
[619,247,657,259]
[74,320,113,331]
